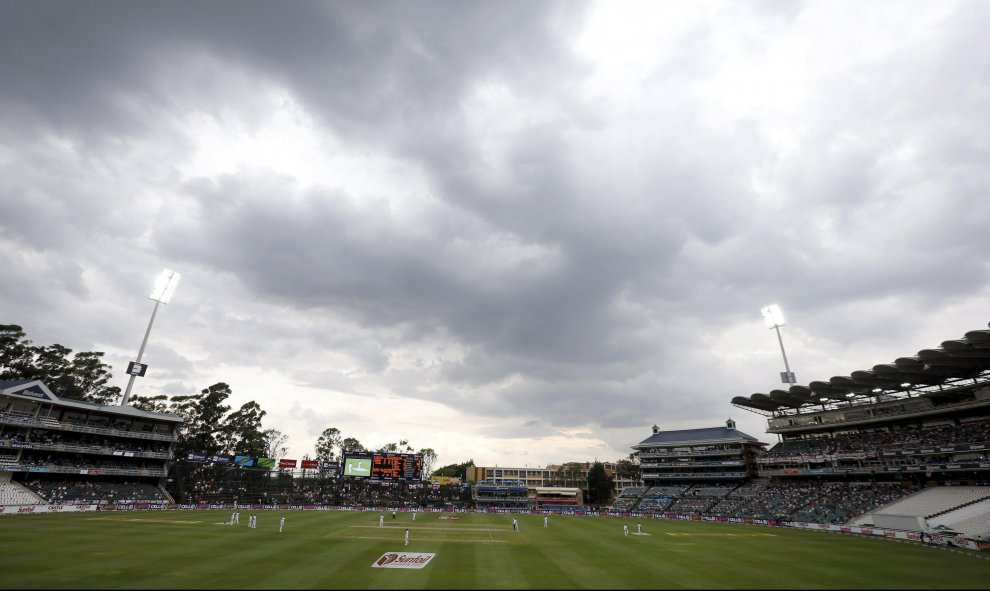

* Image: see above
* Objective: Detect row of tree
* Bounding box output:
[0,324,442,477]
[1,324,636,498]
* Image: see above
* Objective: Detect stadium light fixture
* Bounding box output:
[761,304,795,386]
[121,269,181,406]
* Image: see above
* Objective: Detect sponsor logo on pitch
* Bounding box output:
[372,552,436,569]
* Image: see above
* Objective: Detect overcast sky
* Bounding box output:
[2,0,989,470]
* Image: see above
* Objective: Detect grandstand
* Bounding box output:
[0,379,182,505]
[633,419,766,482]
[727,325,990,540]
[2,325,989,549]
[472,479,532,509]
[532,486,583,508]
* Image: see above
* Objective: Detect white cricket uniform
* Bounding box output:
[379,515,384,527]
[623,525,629,536]
[544,516,548,528]
[279,517,285,533]
[404,529,410,546]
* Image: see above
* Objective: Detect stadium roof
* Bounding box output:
[731,328,990,414]
[0,379,183,422]
[632,425,762,449]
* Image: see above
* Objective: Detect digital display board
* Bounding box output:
[341,452,422,480]
[343,455,372,477]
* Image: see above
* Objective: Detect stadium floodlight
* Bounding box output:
[121,269,181,406]
[149,268,181,304]
[761,304,795,386]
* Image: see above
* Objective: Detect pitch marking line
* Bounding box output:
[88,517,203,524]
[350,525,510,532]
[351,535,507,543]
[665,532,777,537]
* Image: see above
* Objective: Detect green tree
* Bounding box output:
[263,428,289,461]
[130,394,171,414]
[315,427,342,465]
[171,383,232,459]
[0,324,37,379]
[340,437,365,453]
[59,350,120,404]
[432,459,474,480]
[586,461,614,506]
[418,447,438,478]
[615,458,640,480]
[219,400,267,456]
[0,325,120,403]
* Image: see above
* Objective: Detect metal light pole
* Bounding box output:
[761,304,795,386]
[121,269,181,406]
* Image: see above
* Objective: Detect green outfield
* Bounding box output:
[0,510,987,589]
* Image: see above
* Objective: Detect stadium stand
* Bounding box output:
[0,380,181,505]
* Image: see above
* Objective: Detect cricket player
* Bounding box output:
[623,524,629,536]
[379,514,385,527]
[636,523,642,535]
[279,517,286,533]
[544,515,548,528]
[512,517,519,531]
[412,510,417,521]
[404,528,410,546]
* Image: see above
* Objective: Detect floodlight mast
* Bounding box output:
[761,304,795,387]
[120,269,181,406]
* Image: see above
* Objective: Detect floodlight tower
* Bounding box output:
[761,304,795,386]
[121,269,181,406]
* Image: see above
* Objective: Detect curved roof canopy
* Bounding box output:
[732,326,990,412]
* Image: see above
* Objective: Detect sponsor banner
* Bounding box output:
[300,460,318,470]
[211,455,233,465]
[14,385,52,399]
[279,459,298,469]
[256,457,276,469]
[234,455,254,467]
[372,552,436,569]
[11,441,34,449]
[186,452,207,463]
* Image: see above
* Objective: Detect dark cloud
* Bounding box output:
[2,0,989,465]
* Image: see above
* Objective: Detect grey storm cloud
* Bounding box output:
[2,0,990,465]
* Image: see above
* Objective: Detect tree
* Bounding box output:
[60,350,120,404]
[0,324,36,380]
[130,394,171,414]
[171,383,232,459]
[0,325,121,403]
[432,459,474,480]
[418,448,438,478]
[219,400,267,456]
[315,427,342,465]
[615,458,640,480]
[263,428,289,461]
[378,438,410,453]
[340,437,365,453]
[586,461,614,506]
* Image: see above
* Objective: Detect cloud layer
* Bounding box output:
[2,0,989,467]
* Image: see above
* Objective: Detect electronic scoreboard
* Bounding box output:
[341,452,423,480]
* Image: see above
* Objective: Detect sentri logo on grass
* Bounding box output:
[372,552,436,569]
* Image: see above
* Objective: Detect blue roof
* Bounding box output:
[633,426,762,448]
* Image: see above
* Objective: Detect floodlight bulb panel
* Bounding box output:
[761,304,785,328]
[149,269,181,304]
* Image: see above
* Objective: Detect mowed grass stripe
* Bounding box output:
[1,510,988,589]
